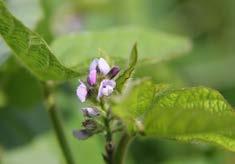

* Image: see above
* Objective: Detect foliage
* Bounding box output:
[113,80,235,151]
[0,0,235,163]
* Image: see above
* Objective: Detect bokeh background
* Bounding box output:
[0,0,235,163]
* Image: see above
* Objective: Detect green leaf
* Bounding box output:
[113,80,169,118]
[143,87,235,151]
[0,0,80,81]
[116,43,138,92]
[51,27,192,72]
[113,80,235,151]
[113,80,167,132]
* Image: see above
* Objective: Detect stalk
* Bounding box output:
[113,133,132,164]
[100,99,132,164]
[43,81,75,164]
[100,100,114,164]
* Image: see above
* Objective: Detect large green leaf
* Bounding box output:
[144,87,235,135]
[0,0,80,81]
[0,0,42,65]
[144,87,235,151]
[113,80,235,151]
[51,27,192,72]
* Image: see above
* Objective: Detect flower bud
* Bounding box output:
[81,107,100,118]
[89,58,99,71]
[87,69,97,86]
[76,81,88,102]
[73,129,92,140]
[98,58,111,75]
[107,66,120,79]
[82,119,97,130]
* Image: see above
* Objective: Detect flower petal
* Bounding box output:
[102,85,114,96]
[76,81,88,102]
[97,82,104,99]
[87,69,97,85]
[81,107,100,117]
[107,79,116,88]
[89,58,98,71]
[97,79,116,100]
[98,58,111,75]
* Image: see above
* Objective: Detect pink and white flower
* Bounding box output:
[97,79,116,100]
[76,81,87,102]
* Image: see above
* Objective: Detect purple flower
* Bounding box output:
[89,58,99,71]
[97,79,116,100]
[87,58,111,85]
[74,58,121,141]
[107,66,120,79]
[77,58,118,102]
[98,58,111,75]
[89,58,111,74]
[81,107,100,117]
[87,69,97,86]
[76,81,87,102]
[73,129,92,140]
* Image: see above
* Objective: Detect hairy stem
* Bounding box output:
[100,100,114,164]
[113,133,132,164]
[43,81,75,164]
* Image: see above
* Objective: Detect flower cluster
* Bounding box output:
[73,58,120,140]
[76,58,120,102]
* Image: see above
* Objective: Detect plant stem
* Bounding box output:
[113,133,132,164]
[100,100,132,164]
[100,100,114,164]
[43,81,75,164]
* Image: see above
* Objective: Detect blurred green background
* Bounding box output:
[0,0,235,163]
